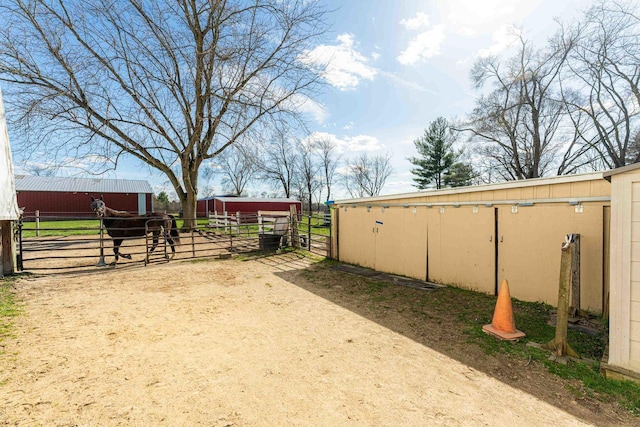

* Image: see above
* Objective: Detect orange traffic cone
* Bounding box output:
[482,279,525,340]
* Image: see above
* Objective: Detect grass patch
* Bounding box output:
[20,219,100,238]
[429,287,640,415]
[301,261,640,416]
[0,275,22,354]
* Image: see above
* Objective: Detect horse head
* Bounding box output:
[90,195,106,217]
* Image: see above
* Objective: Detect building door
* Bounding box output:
[374,206,428,280]
[337,206,376,269]
[427,205,495,293]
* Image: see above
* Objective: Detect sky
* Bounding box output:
[294,0,588,200]
[9,0,592,201]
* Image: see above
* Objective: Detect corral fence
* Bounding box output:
[206,210,332,257]
[15,210,331,272]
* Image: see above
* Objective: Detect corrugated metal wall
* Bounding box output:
[334,174,611,312]
[197,199,302,218]
[17,191,149,218]
[607,166,640,376]
[213,200,302,215]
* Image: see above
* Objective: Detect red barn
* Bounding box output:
[15,175,154,219]
[196,196,302,218]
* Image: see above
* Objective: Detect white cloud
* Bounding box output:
[437,0,539,37]
[303,131,383,154]
[303,131,342,147]
[289,93,328,124]
[399,12,431,30]
[477,25,521,57]
[397,24,446,65]
[300,33,377,91]
[345,135,382,152]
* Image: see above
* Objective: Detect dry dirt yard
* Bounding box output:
[0,253,636,426]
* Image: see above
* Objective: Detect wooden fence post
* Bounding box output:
[290,205,299,249]
[544,234,579,358]
[1,220,15,276]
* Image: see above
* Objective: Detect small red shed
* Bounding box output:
[15,175,154,219]
[197,196,302,218]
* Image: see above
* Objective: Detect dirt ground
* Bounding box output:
[0,252,636,426]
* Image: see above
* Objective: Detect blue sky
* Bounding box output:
[10,0,591,200]
[295,0,589,199]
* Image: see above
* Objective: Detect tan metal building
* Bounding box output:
[603,164,640,380]
[333,167,640,380]
[333,172,611,313]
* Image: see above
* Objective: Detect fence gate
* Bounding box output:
[296,211,332,257]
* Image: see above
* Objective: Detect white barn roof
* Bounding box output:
[0,87,20,220]
[214,197,300,203]
[14,175,153,194]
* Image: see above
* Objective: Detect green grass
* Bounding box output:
[301,261,640,416]
[17,216,333,239]
[0,275,21,354]
[435,287,640,415]
[196,215,332,238]
[20,219,101,238]
[298,214,332,237]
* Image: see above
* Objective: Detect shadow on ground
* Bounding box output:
[244,252,637,426]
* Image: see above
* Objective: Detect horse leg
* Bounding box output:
[110,239,121,266]
[166,236,176,260]
[149,231,159,253]
[114,238,132,261]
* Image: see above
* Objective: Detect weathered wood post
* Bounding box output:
[1,220,15,276]
[544,234,579,358]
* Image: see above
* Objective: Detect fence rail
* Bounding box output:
[15,211,332,272]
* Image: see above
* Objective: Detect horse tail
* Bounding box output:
[168,215,181,244]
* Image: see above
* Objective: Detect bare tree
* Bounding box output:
[558,0,640,169]
[295,143,320,212]
[463,34,576,180]
[343,153,393,198]
[256,129,300,198]
[0,0,328,227]
[311,136,338,202]
[205,143,257,196]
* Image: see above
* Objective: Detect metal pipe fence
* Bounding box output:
[15,211,332,272]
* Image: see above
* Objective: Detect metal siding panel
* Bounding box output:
[338,206,376,269]
[138,193,146,215]
[14,175,152,194]
[197,200,206,217]
[374,206,428,281]
[498,204,604,310]
[427,206,494,293]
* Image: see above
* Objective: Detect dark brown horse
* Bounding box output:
[90,196,180,264]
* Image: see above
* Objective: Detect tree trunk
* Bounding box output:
[181,189,198,231]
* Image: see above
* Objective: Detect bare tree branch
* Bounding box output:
[0,0,329,227]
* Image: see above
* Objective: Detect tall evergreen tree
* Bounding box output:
[444,162,477,187]
[409,117,460,189]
